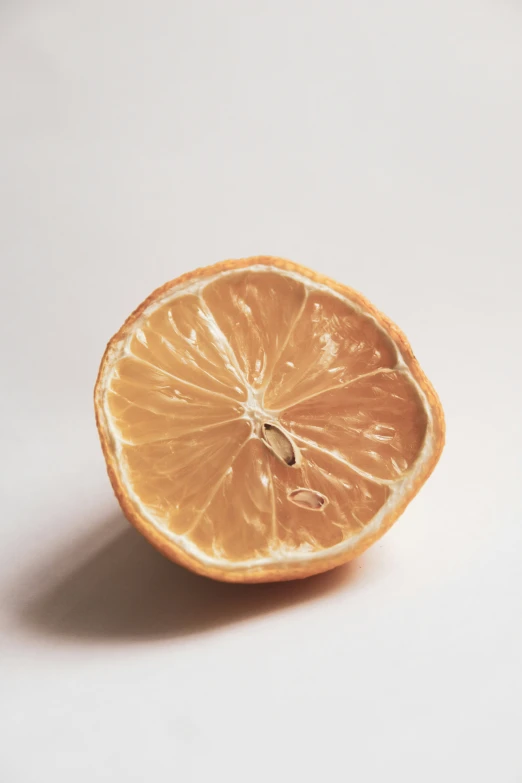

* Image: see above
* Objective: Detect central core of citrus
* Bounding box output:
[242,388,272,434]
[241,388,299,467]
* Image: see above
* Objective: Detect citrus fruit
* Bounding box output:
[95,256,445,582]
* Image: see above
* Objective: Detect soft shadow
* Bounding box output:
[17,512,361,644]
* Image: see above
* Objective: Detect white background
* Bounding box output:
[1,1,521,781]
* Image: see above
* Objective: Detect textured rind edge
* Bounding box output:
[94,255,446,583]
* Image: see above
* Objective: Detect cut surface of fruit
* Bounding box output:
[95,257,445,582]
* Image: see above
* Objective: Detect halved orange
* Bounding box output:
[95,256,444,582]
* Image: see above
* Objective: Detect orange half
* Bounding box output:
[95,256,445,582]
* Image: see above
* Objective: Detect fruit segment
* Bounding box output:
[202,270,307,390]
[107,357,244,444]
[264,291,398,411]
[120,419,251,535]
[281,371,428,481]
[187,437,391,562]
[128,293,247,401]
[270,441,391,553]
[189,439,274,561]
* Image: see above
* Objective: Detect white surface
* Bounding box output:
[1,1,521,781]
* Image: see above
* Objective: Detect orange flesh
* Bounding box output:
[105,268,429,563]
